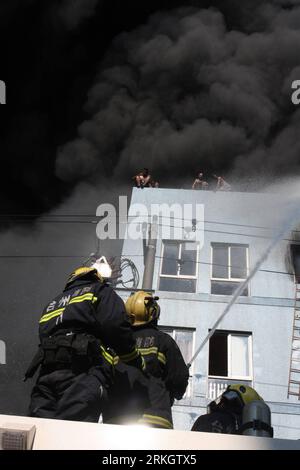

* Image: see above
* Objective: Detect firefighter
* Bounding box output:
[25,264,145,422]
[103,291,189,429]
[191,384,265,435]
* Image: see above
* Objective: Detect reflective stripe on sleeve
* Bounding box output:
[118,348,139,363]
[137,347,166,365]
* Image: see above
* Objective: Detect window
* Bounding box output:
[291,244,300,281]
[208,330,252,380]
[160,326,194,398]
[211,243,249,296]
[159,241,198,293]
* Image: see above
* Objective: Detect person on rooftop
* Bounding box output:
[213,175,231,191]
[192,172,209,190]
[132,168,152,188]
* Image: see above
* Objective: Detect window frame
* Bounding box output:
[208,331,253,381]
[210,243,249,282]
[160,325,195,398]
[159,240,199,280]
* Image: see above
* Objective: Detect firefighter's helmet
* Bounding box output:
[208,384,263,414]
[65,266,103,289]
[125,291,160,326]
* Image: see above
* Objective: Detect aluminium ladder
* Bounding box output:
[287,282,300,399]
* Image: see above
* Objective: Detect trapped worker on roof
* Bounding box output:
[192,172,209,190]
[213,174,232,191]
[132,168,151,188]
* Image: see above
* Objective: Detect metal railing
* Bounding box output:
[207,377,252,400]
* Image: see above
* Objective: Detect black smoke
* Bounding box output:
[57,0,103,30]
[56,2,300,189]
[1,0,300,213]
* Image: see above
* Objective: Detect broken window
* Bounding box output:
[159,241,198,293]
[291,244,300,281]
[209,330,252,379]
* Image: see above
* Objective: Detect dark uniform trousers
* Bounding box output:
[29,366,107,422]
[103,323,189,429]
[102,364,173,429]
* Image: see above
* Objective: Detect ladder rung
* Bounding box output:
[292,348,300,351]
[291,358,300,363]
[288,392,300,397]
[291,369,300,373]
[289,380,300,384]
[293,336,300,340]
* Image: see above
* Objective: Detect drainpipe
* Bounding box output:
[142,216,158,290]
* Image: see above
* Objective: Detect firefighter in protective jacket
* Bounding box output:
[26,265,145,422]
[191,384,267,435]
[102,291,189,429]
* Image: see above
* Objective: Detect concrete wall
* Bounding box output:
[1,414,299,450]
[120,188,300,439]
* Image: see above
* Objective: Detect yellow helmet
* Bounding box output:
[125,291,160,326]
[227,384,262,406]
[209,384,263,414]
[65,266,103,288]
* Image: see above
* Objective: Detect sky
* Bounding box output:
[0,0,300,415]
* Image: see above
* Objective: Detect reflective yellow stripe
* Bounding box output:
[113,356,119,365]
[158,352,166,365]
[139,414,173,429]
[39,294,98,324]
[100,346,115,366]
[138,347,166,365]
[119,348,139,362]
[69,293,96,304]
[138,347,158,355]
[39,308,65,323]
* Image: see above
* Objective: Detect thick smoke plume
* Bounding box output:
[58,0,103,30]
[56,2,300,188]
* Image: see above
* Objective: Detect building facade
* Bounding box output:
[116,187,300,440]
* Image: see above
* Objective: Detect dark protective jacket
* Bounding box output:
[133,323,189,402]
[27,276,143,421]
[191,409,241,434]
[35,277,143,374]
[102,322,189,429]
